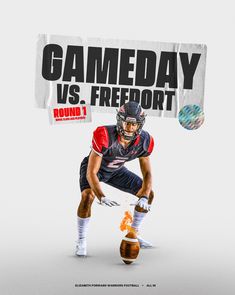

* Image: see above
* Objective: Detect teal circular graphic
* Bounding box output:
[178,105,205,130]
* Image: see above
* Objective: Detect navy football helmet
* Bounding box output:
[116,101,146,141]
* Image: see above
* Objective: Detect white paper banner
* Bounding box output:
[35,34,207,119]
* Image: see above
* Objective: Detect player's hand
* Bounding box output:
[99,197,120,207]
[131,196,151,211]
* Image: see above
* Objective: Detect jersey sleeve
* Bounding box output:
[91,126,109,156]
[139,133,154,157]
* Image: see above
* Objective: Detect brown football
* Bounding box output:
[120,231,140,264]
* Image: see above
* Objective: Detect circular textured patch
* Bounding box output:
[178,104,205,130]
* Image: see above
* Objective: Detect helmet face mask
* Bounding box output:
[116,102,146,141]
[122,121,140,139]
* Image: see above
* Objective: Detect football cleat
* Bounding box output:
[137,236,153,249]
[75,239,87,257]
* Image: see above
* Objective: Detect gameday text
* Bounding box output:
[42,45,201,111]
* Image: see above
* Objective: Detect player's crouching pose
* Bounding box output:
[76,101,155,256]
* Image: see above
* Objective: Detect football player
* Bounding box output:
[76,101,155,256]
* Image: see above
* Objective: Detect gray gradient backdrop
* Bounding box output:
[0,1,235,294]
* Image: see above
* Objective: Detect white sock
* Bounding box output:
[131,210,147,233]
[77,216,90,241]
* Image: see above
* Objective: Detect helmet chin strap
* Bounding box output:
[121,130,136,141]
[123,135,134,141]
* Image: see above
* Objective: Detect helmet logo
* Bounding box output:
[126,117,137,123]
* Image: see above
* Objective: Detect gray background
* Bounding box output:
[0,1,234,294]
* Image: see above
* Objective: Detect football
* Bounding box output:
[120,231,140,264]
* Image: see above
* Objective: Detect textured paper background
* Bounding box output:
[0,1,234,295]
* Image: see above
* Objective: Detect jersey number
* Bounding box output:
[107,159,125,169]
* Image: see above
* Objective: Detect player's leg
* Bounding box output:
[76,157,96,256]
[77,188,95,218]
[133,189,154,228]
[132,190,154,248]
[76,188,95,256]
[107,167,155,248]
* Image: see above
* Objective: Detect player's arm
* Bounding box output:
[86,150,104,201]
[87,150,120,207]
[138,156,152,197]
[133,156,153,211]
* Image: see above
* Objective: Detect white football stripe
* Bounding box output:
[121,257,136,262]
[122,237,139,243]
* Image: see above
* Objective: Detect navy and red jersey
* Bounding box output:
[88,125,154,173]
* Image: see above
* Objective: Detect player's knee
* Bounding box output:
[148,190,154,204]
[81,191,95,209]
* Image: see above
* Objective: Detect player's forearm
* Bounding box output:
[86,172,105,200]
[141,172,152,197]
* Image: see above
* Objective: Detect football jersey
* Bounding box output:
[90,125,154,173]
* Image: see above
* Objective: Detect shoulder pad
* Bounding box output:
[92,126,109,154]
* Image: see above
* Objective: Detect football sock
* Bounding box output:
[131,210,147,232]
[77,216,90,240]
